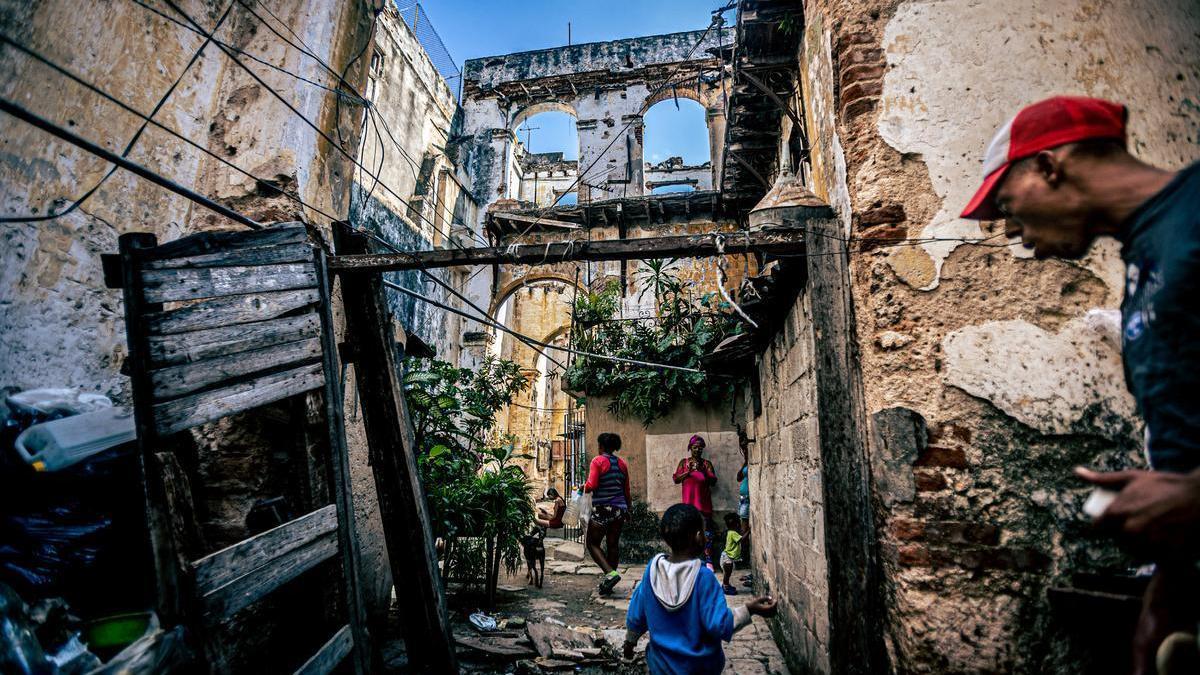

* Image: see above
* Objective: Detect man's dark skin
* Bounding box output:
[994,142,1200,672]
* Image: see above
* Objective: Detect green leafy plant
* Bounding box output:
[564,266,742,424]
[404,356,532,605]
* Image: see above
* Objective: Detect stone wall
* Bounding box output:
[744,286,830,675]
[754,0,1200,672]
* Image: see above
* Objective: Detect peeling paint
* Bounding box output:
[943,317,1136,437]
[878,0,1200,290]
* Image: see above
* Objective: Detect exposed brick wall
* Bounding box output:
[770,0,1200,671]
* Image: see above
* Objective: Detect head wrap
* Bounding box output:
[688,434,706,449]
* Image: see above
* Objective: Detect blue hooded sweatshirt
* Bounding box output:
[625,554,751,674]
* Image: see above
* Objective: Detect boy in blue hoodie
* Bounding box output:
[623,504,777,674]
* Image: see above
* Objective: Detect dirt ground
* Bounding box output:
[401,537,790,674]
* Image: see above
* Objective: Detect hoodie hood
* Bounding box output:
[648,554,701,611]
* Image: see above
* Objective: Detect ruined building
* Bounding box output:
[2,0,1200,673]
[452,0,1200,673]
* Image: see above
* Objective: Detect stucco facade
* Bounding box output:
[739,0,1200,672]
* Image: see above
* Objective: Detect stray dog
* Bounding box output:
[521,528,546,588]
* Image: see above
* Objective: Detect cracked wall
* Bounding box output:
[774,0,1200,671]
[0,0,402,660]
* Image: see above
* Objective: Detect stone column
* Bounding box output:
[707,106,726,189]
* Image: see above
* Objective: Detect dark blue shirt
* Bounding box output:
[1119,161,1200,473]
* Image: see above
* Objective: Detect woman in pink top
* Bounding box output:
[672,434,718,567]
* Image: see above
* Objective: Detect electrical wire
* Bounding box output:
[127,0,367,105]
[0,28,529,379]
[111,3,563,371]
[0,97,262,229]
[0,35,342,224]
[155,0,475,252]
[0,2,236,223]
[0,11,1025,384]
[381,279,708,374]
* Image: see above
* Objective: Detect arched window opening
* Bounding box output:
[643,98,712,193]
[513,110,579,207]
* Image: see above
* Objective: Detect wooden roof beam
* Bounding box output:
[328,228,815,273]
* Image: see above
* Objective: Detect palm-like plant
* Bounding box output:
[404,356,532,606]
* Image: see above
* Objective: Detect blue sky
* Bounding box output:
[417,1,733,64]
[416,0,728,168]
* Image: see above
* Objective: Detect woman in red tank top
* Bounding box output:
[583,432,630,595]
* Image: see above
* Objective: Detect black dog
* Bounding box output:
[521,528,546,588]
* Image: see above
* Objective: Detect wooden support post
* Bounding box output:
[118,233,187,624]
[804,214,888,674]
[314,250,374,674]
[327,227,816,273]
[332,223,458,672]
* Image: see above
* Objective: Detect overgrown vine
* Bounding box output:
[563,259,743,425]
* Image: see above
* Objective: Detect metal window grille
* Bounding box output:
[393,1,462,100]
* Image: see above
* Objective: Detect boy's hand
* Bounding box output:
[746,595,777,617]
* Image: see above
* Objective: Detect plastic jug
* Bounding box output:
[14,408,136,472]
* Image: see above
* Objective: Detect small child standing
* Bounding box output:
[624,504,776,674]
[720,513,746,595]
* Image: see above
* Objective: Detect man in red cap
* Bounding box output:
[962,95,1200,674]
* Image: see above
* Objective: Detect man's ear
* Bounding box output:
[1034,149,1063,186]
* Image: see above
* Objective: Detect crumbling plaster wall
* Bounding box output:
[0,0,400,642]
[356,5,480,355]
[783,0,1200,671]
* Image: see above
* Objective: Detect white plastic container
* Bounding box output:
[14,408,137,472]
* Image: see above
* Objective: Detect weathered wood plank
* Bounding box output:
[197,526,338,618]
[192,504,337,595]
[155,451,206,568]
[313,249,373,675]
[294,625,353,675]
[141,223,307,261]
[334,224,457,672]
[141,242,314,270]
[327,228,811,273]
[142,262,317,303]
[147,313,321,366]
[118,232,188,625]
[153,363,324,436]
[150,337,322,399]
[145,289,320,335]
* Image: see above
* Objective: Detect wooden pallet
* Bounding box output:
[110,223,370,674]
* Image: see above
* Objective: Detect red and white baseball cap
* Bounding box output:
[960,96,1127,220]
